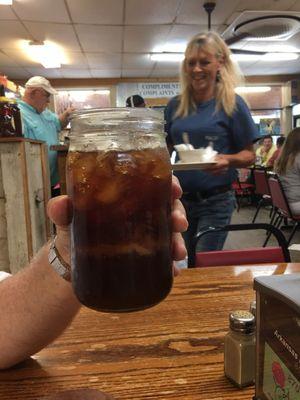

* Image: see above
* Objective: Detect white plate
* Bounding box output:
[172,161,217,171]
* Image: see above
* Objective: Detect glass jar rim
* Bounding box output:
[69,107,164,123]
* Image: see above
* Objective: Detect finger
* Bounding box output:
[172,175,182,200]
[172,232,187,261]
[47,195,73,232]
[171,200,188,232]
[172,262,181,277]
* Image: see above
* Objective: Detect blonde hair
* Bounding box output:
[175,31,243,118]
[275,128,300,174]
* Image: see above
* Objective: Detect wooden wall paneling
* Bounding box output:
[40,143,52,239]
[1,142,31,273]
[25,141,50,253]
[0,159,9,272]
[0,139,51,273]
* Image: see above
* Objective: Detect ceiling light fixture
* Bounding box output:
[150,53,184,62]
[0,0,13,4]
[235,86,271,93]
[231,52,298,62]
[25,40,67,68]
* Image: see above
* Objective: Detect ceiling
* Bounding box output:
[0,0,300,81]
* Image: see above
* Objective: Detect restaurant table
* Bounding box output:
[1,263,299,400]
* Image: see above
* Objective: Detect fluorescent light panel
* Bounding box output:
[0,0,13,4]
[235,86,271,94]
[23,40,67,69]
[231,52,298,62]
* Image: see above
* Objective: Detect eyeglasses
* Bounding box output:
[37,89,51,98]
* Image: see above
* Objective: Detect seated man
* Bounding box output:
[0,177,187,369]
[255,135,276,167]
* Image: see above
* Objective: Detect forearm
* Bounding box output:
[222,148,255,168]
[0,242,80,369]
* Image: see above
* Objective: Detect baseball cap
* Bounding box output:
[25,76,58,95]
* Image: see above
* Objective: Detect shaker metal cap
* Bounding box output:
[229,310,255,333]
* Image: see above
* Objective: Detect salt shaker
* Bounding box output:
[224,310,255,388]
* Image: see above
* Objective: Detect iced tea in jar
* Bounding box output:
[67,108,173,312]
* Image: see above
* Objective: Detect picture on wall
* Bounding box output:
[259,118,280,136]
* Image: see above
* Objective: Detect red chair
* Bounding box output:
[265,176,300,246]
[231,174,255,211]
[252,168,273,223]
[193,223,290,268]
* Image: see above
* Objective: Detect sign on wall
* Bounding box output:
[137,83,180,98]
[116,82,180,107]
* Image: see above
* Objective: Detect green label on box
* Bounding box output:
[263,342,300,399]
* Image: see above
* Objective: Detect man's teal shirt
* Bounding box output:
[18,100,61,186]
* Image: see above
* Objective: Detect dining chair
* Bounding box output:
[252,168,273,223]
[193,223,290,268]
[265,176,300,246]
[231,172,255,211]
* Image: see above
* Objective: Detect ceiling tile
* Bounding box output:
[3,49,41,67]
[90,69,121,78]
[150,68,179,78]
[0,66,31,79]
[236,0,296,11]
[122,54,154,69]
[0,4,18,20]
[60,69,92,78]
[0,21,30,49]
[23,22,81,51]
[26,67,64,78]
[75,25,123,52]
[178,0,240,25]
[121,69,152,78]
[165,25,208,50]
[124,25,171,52]
[67,0,124,24]
[12,0,70,23]
[62,52,89,68]
[126,0,181,24]
[0,51,21,67]
[86,53,122,69]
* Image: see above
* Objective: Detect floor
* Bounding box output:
[224,201,300,262]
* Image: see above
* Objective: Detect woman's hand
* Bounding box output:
[171,175,188,275]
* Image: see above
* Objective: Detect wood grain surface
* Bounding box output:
[1,263,299,400]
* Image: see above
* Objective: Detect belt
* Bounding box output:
[183,185,232,201]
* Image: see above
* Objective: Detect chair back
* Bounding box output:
[268,176,292,218]
[193,223,290,268]
[253,169,270,196]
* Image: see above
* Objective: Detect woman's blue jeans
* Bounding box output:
[182,190,236,267]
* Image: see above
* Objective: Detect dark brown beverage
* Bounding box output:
[66,147,172,312]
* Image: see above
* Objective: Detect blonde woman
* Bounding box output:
[165,31,259,266]
[275,128,300,214]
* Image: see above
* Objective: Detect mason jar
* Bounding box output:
[67,108,173,312]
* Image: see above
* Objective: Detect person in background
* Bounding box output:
[164,31,259,267]
[126,94,146,107]
[266,136,285,169]
[255,135,276,167]
[0,176,188,369]
[275,128,300,214]
[18,76,74,196]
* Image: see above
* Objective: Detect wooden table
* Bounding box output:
[1,263,299,399]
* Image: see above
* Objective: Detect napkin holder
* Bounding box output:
[253,274,300,400]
